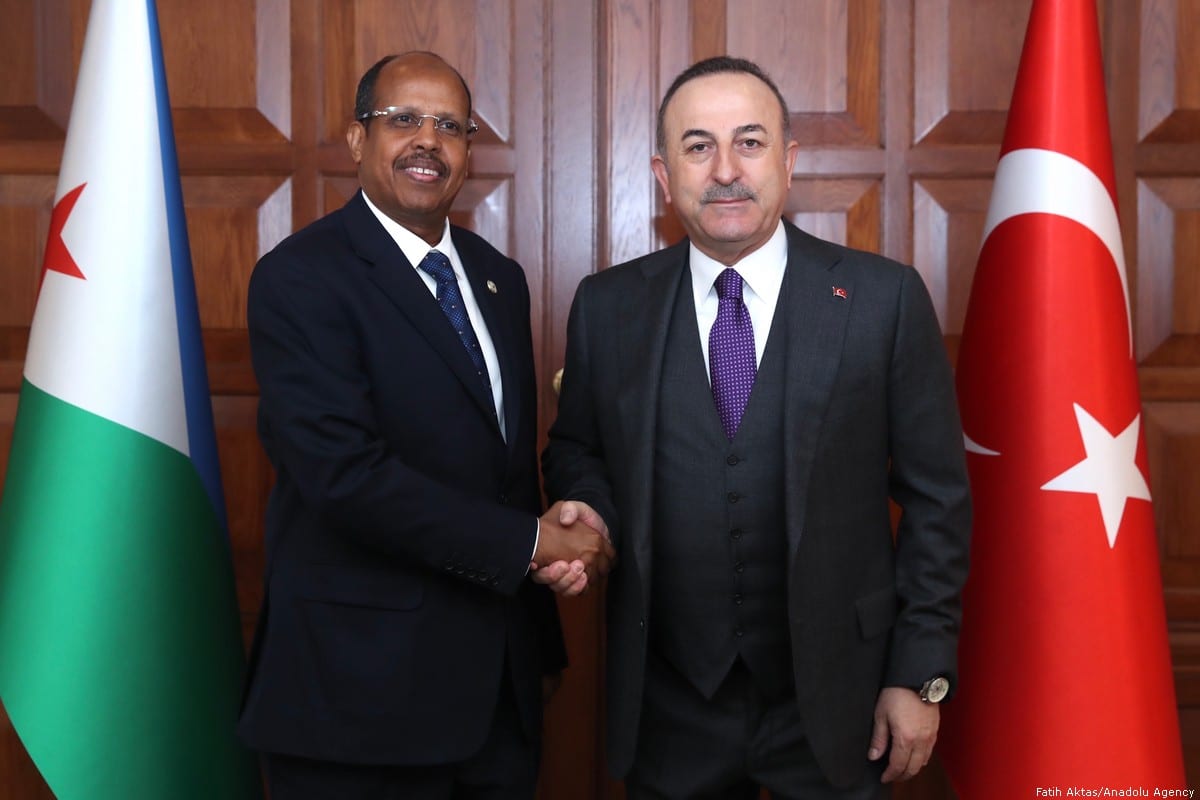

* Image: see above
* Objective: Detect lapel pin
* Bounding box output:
[832,286,848,299]
[486,280,498,294]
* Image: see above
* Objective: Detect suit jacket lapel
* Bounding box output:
[780,221,854,557]
[617,241,689,602]
[343,193,501,432]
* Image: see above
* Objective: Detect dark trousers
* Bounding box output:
[264,676,537,800]
[625,653,889,800]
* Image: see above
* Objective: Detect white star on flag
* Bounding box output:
[1041,403,1151,548]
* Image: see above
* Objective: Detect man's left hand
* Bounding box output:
[867,686,939,783]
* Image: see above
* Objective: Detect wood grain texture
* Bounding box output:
[913,0,1030,145]
[911,178,992,339]
[1138,179,1200,367]
[1139,0,1200,143]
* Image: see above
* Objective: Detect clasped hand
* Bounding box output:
[529,500,614,596]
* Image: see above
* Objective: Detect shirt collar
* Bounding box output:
[690,219,788,307]
[360,190,458,268]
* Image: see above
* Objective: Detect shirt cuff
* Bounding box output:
[526,517,540,575]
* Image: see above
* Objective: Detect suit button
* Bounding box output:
[726,455,740,466]
[727,491,740,503]
[730,529,743,540]
[733,593,744,605]
[639,619,646,630]
[735,627,744,638]
[734,562,745,574]
[498,494,509,505]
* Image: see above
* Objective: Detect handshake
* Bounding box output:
[529,500,615,596]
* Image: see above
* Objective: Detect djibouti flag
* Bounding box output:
[0,0,263,797]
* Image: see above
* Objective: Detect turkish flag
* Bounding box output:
[938,1,1186,796]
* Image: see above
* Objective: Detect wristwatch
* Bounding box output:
[918,676,950,704]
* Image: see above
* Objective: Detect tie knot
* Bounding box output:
[418,250,455,284]
[715,268,744,301]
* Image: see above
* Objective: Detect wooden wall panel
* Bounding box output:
[913,0,1030,146]
[185,175,292,329]
[607,0,658,265]
[0,177,55,329]
[1139,0,1200,143]
[1145,400,1200,776]
[911,179,991,342]
[159,0,291,153]
[787,178,882,253]
[1138,179,1200,364]
[1,1,1199,798]
[0,0,75,141]
[1135,0,1200,785]
[728,0,881,147]
[213,395,273,646]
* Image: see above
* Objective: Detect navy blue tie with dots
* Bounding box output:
[417,250,492,390]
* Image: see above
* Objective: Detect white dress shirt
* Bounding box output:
[689,219,788,382]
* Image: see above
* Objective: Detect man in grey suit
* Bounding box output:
[539,56,972,798]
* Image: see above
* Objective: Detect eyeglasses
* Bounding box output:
[356,107,479,139]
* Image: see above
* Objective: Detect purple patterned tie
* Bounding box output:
[417,250,492,389]
[709,268,756,440]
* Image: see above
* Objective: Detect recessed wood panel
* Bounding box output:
[786,178,882,253]
[1139,0,1200,143]
[203,330,256,396]
[451,178,513,257]
[1143,401,1200,745]
[0,393,15,493]
[912,178,992,337]
[0,2,37,109]
[0,0,75,141]
[1137,178,1200,365]
[0,2,58,141]
[318,0,512,145]
[1177,628,1200,706]
[212,395,271,645]
[607,0,657,264]
[1184,706,1200,776]
[320,174,359,217]
[184,175,291,330]
[913,0,1031,146]
[1144,402,1200,563]
[701,0,882,147]
[158,0,290,144]
[0,331,28,394]
[0,176,56,328]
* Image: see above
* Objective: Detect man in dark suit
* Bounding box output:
[237,51,613,799]
[541,56,972,799]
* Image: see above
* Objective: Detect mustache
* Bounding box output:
[700,182,756,203]
[394,154,448,177]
